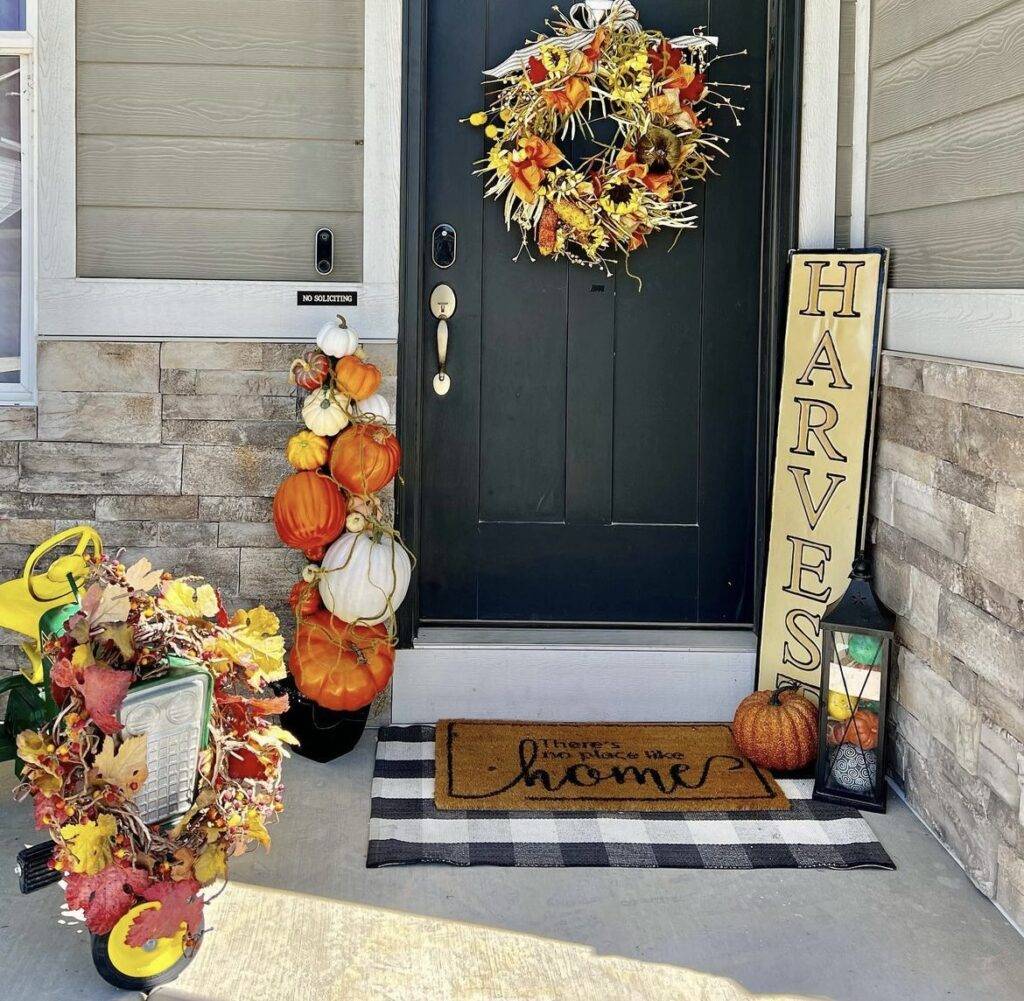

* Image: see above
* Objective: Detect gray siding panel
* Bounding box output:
[77,64,365,140]
[867,0,1024,288]
[868,193,1024,287]
[871,0,1012,67]
[76,1,365,282]
[835,0,856,236]
[869,2,1024,142]
[77,136,363,212]
[76,0,365,68]
[869,94,1024,215]
[77,208,363,282]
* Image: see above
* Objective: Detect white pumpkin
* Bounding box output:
[319,532,411,625]
[302,387,350,437]
[316,315,360,358]
[352,392,392,424]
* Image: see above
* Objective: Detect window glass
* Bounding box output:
[0,1,25,31]
[0,53,21,385]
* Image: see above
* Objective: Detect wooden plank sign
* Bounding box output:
[758,250,889,694]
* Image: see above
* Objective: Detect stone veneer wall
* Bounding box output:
[872,352,1024,930]
[0,339,398,722]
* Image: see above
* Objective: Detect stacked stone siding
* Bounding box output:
[872,352,1024,929]
[0,339,397,720]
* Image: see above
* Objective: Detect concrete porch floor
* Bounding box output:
[2,731,1023,1001]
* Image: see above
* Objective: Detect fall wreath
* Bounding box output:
[467,1,745,274]
[14,555,291,949]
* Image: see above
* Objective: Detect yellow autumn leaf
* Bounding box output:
[193,845,227,886]
[159,579,220,619]
[60,814,117,875]
[71,644,96,669]
[244,809,271,850]
[250,725,300,748]
[16,731,62,795]
[215,606,286,685]
[88,734,149,797]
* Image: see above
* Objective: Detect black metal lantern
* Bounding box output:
[814,552,895,813]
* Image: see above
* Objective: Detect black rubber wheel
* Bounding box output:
[90,915,203,992]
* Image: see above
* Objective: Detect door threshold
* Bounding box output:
[414,626,756,652]
[393,628,757,724]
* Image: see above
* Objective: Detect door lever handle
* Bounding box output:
[430,283,457,397]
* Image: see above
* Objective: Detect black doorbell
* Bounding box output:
[315,228,334,275]
[432,224,457,269]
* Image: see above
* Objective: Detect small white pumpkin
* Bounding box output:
[352,392,392,424]
[319,531,411,625]
[302,387,350,437]
[316,315,360,358]
[346,511,368,533]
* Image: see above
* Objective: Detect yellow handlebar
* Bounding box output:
[0,527,103,646]
[23,525,102,603]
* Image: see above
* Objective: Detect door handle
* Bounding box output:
[430,283,457,397]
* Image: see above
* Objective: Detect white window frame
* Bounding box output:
[0,16,36,404]
[35,0,401,343]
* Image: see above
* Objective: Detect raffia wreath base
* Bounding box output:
[467,1,746,281]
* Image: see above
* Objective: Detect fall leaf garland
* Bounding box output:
[468,2,745,277]
[14,554,292,947]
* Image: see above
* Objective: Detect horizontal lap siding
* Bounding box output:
[867,0,1024,286]
[75,0,365,282]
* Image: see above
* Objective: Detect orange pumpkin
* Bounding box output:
[289,579,323,617]
[329,424,402,495]
[272,471,346,561]
[335,355,382,401]
[732,684,819,771]
[827,709,879,750]
[289,611,395,710]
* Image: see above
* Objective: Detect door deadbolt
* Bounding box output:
[432,224,457,269]
[430,284,456,396]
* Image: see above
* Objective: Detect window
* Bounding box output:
[0,2,34,403]
[75,1,364,283]
[37,1,400,342]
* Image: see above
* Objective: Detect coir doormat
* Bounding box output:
[367,726,896,870]
[434,720,790,813]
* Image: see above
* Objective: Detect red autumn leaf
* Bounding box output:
[82,666,133,735]
[527,56,548,84]
[648,40,682,78]
[126,879,204,947]
[33,794,61,830]
[218,692,289,718]
[673,71,705,104]
[227,747,268,781]
[65,862,151,934]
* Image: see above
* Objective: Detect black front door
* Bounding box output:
[417,1,770,626]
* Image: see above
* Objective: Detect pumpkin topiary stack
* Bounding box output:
[273,316,412,761]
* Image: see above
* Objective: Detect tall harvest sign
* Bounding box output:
[758,250,889,694]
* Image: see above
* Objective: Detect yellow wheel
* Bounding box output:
[91,901,201,991]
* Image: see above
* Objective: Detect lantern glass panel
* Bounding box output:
[820,630,888,800]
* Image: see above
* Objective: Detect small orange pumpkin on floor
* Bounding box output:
[732,683,818,772]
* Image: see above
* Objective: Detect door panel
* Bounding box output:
[419,0,768,625]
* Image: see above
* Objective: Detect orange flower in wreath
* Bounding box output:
[613,148,671,200]
[508,136,564,203]
[544,75,591,115]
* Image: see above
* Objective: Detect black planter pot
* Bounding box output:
[276,678,370,763]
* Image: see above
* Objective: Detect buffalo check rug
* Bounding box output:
[366,726,896,870]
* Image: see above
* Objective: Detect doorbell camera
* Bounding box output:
[315,228,334,275]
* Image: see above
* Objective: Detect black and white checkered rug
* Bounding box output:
[366,726,896,870]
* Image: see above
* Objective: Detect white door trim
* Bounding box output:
[799,0,841,248]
